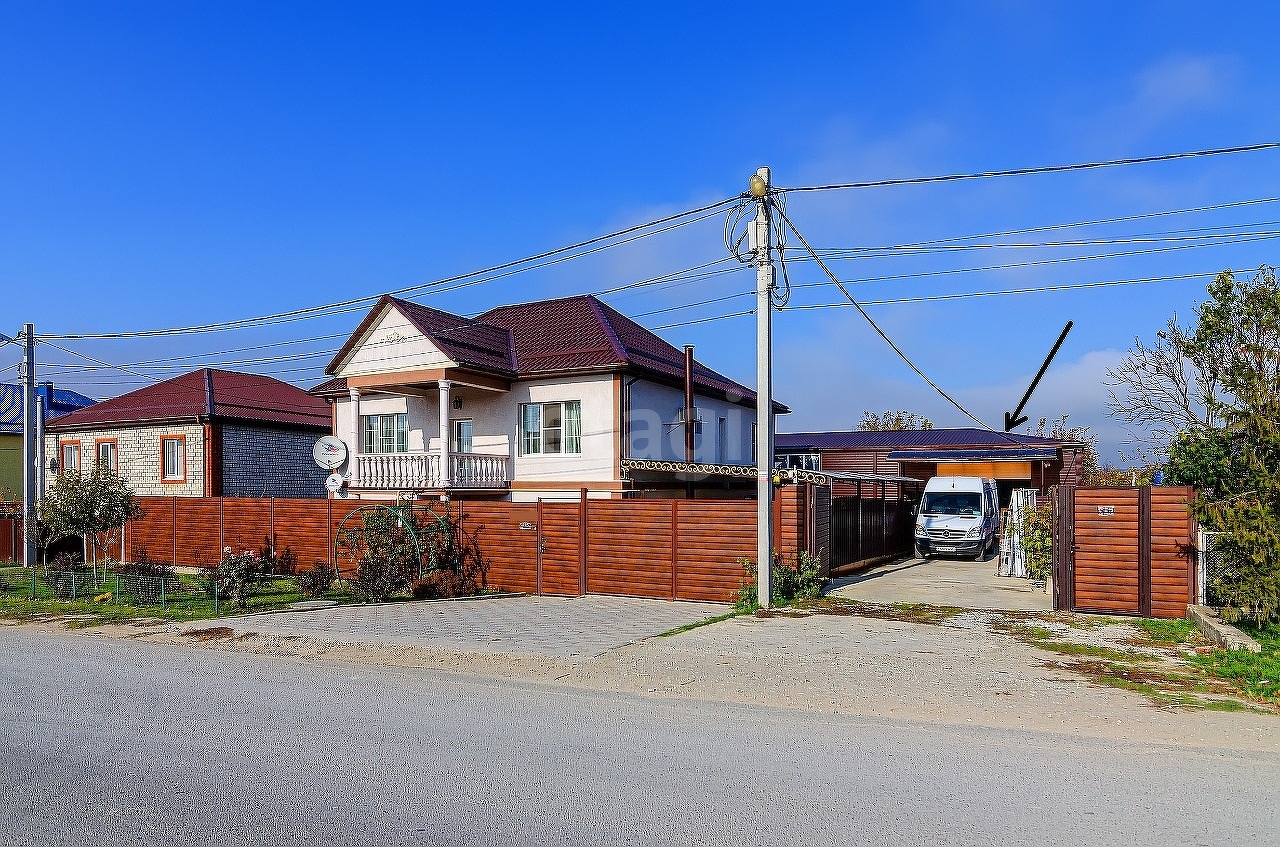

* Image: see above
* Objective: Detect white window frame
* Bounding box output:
[453,419,473,454]
[161,436,185,482]
[361,413,408,454]
[519,400,582,456]
[96,440,118,473]
[60,442,81,475]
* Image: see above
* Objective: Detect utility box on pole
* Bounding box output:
[751,168,774,607]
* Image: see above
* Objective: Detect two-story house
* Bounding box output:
[310,294,786,502]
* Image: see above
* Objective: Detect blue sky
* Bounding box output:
[3,2,1279,463]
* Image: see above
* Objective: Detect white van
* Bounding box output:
[913,476,1000,561]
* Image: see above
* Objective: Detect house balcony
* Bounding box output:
[353,451,509,490]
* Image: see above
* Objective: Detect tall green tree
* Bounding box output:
[1165,267,1280,622]
[38,463,144,564]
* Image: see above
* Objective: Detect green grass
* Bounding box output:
[0,568,353,626]
[1131,617,1200,645]
[1190,622,1280,705]
[655,611,742,638]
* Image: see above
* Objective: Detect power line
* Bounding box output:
[782,269,1237,310]
[781,142,1280,193]
[39,196,741,341]
[37,340,161,384]
[772,201,1007,435]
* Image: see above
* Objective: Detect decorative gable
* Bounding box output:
[335,303,458,378]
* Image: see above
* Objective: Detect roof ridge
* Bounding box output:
[587,295,630,363]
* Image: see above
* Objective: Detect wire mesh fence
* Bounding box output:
[0,565,223,613]
[0,561,350,618]
[1198,529,1231,608]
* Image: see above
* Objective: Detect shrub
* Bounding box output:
[735,550,826,612]
[410,569,479,601]
[217,547,264,609]
[113,555,177,605]
[1018,501,1054,582]
[298,561,337,598]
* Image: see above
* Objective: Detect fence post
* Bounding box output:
[670,501,678,601]
[578,488,588,596]
[1138,485,1152,618]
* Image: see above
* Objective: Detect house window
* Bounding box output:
[717,417,727,464]
[778,453,821,471]
[161,436,186,482]
[60,442,81,475]
[453,419,473,454]
[520,401,582,455]
[361,413,408,454]
[95,440,118,473]
[751,422,757,463]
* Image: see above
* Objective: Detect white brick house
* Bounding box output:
[45,369,332,498]
[311,294,787,502]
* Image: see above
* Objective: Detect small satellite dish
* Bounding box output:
[325,473,346,493]
[313,436,348,469]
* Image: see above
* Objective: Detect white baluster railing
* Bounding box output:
[354,452,441,490]
[353,451,507,489]
[451,453,510,488]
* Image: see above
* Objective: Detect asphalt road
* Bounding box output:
[2,628,1277,847]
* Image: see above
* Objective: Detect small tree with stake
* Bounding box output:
[38,463,144,573]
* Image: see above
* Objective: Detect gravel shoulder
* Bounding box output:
[10,603,1276,755]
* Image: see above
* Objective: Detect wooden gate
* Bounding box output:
[1053,486,1196,619]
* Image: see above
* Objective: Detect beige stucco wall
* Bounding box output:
[337,306,456,377]
[626,381,758,464]
[45,424,205,497]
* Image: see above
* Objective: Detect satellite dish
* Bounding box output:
[325,473,346,493]
[313,436,348,469]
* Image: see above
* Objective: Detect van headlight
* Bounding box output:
[915,524,927,538]
[966,526,980,538]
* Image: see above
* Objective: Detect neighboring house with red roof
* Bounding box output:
[311,294,785,502]
[44,369,332,498]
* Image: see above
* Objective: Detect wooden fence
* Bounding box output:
[1053,486,1196,619]
[120,487,819,604]
[0,517,17,562]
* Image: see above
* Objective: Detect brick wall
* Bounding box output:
[46,424,205,497]
[220,424,327,498]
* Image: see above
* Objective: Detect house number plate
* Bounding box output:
[519,522,535,531]
[1097,505,1115,516]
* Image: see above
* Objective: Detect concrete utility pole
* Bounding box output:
[750,168,774,608]
[20,323,36,567]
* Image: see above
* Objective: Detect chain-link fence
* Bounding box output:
[0,565,223,613]
[1198,529,1232,608]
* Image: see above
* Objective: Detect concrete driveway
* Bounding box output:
[827,555,1053,612]
[185,594,731,659]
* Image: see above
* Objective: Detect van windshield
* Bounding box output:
[921,492,982,516]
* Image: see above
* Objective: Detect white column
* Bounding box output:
[438,380,452,488]
[348,386,360,486]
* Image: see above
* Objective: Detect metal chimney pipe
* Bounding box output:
[683,345,695,499]
[683,345,695,464]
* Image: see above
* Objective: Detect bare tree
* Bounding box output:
[857,410,934,431]
[1104,313,1225,453]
